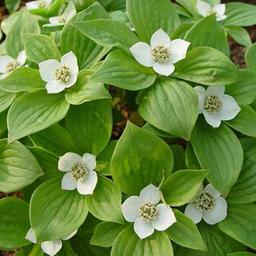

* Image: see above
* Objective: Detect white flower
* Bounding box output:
[185,184,227,225]
[130,28,190,76]
[25,228,77,256]
[58,152,98,195]
[197,0,227,21]
[39,51,79,94]
[194,85,240,128]
[26,0,53,10]
[0,51,26,80]
[121,184,176,239]
[45,1,76,27]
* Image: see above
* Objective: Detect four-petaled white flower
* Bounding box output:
[25,228,77,256]
[121,184,176,239]
[130,28,190,76]
[197,0,227,21]
[26,0,52,10]
[0,51,26,80]
[58,152,98,195]
[185,184,227,225]
[39,51,79,94]
[45,1,77,27]
[194,85,240,128]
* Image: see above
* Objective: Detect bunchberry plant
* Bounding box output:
[0,0,256,255]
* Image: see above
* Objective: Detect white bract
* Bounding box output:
[0,51,26,80]
[197,0,227,21]
[194,85,240,128]
[121,184,176,239]
[45,1,77,27]
[185,184,227,225]
[130,28,190,76]
[26,0,52,10]
[39,51,79,94]
[25,228,77,256]
[58,152,98,195]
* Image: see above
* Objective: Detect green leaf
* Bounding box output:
[171,23,193,40]
[29,146,59,180]
[161,169,207,206]
[226,69,256,105]
[218,204,256,249]
[111,225,173,256]
[29,124,79,156]
[0,198,30,250]
[71,18,138,49]
[90,222,124,248]
[65,100,112,155]
[138,78,198,140]
[0,110,8,137]
[175,0,198,17]
[86,176,123,224]
[225,26,252,47]
[184,15,229,56]
[0,90,15,112]
[191,121,243,196]
[5,0,20,13]
[180,222,245,256]
[71,0,96,11]
[92,50,156,91]
[30,177,88,242]
[126,0,179,42]
[65,70,111,105]
[1,11,21,35]
[245,43,256,71]
[111,121,174,195]
[224,2,256,27]
[166,209,207,251]
[98,0,125,11]
[228,252,256,256]
[28,0,64,18]
[23,34,61,64]
[227,141,256,204]
[170,145,186,171]
[227,105,256,137]
[61,2,110,69]
[97,140,117,175]
[175,224,245,256]
[8,90,70,142]
[71,226,111,255]
[0,139,43,193]
[185,143,201,169]
[174,47,239,86]
[0,67,44,92]
[6,9,40,57]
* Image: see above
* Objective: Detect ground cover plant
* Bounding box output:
[0,0,256,255]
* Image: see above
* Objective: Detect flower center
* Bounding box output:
[5,61,19,73]
[204,95,222,113]
[55,65,71,83]
[71,163,88,181]
[138,202,158,222]
[151,45,170,64]
[193,191,215,211]
[207,9,217,16]
[58,16,66,23]
[38,1,47,8]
